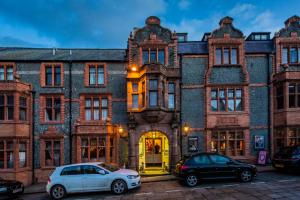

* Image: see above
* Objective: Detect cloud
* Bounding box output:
[178,0,190,10]
[0,0,167,48]
[228,3,255,20]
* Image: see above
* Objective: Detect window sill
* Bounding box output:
[40,121,64,125]
[85,84,106,88]
[213,64,241,67]
[208,111,246,114]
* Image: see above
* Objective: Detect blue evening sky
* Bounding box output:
[0,0,298,48]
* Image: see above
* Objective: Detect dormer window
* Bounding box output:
[281,47,300,64]
[142,48,165,65]
[215,48,238,65]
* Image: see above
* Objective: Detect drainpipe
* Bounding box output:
[267,53,272,161]
[68,56,73,164]
[179,54,183,158]
[31,90,36,184]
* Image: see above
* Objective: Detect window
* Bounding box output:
[0,94,14,120]
[168,82,175,109]
[274,128,285,152]
[276,84,284,109]
[210,155,230,164]
[211,130,244,156]
[84,96,109,121]
[19,142,27,168]
[275,128,300,152]
[19,97,27,121]
[0,64,14,81]
[141,81,145,108]
[210,88,242,112]
[288,83,300,108]
[215,48,238,65]
[86,64,105,86]
[187,155,211,165]
[132,83,139,109]
[45,97,61,122]
[61,166,81,176]
[142,48,165,65]
[45,140,61,167]
[81,137,106,162]
[149,80,158,107]
[281,47,300,64]
[82,165,102,174]
[42,64,63,86]
[287,128,300,147]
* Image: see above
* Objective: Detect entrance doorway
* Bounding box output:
[138,131,169,175]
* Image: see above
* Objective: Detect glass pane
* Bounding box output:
[102,109,108,120]
[6,67,14,80]
[149,80,158,90]
[289,95,296,108]
[211,90,217,98]
[54,141,60,150]
[142,50,149,64]
[97,67,104,85]
[211,132,218,139]
[85,99,91,107]
[149,92,157,106]
[231,48,237,64]
[93,109,99,120]
[298,94,300,107]
[93,99,99,107]
[54,98,61,108]
[54,150,60,166]
[99,137,105,146]
[7,151,14,168]
[132,94,139,109]
[220,132,226,140]
[235,99,242,111]
[0,67,4,80]
[299,48,300,63]
[101,98,108,107]
[81,139,88,147]
[85,109,91,120]
[290,48,297,63]
[223,48,229,64]
[219,89,225,98]
[236,89,242,98]
[6,141,13,150]
[54,66,61,85]
[219,99,226,111]
[282,48,288,64]
[132,83,138,93]
[228,99,234,111]
[46,66,52,85]
[89,67,96,85]
[228,89,234,98]
[158,50,165,64]
[7,95,14,106]
[216,48,222,64]
[211,100,218,111]
[168,94,174,109]
[150,50,156,62]
[8,107,14,120]
[289,83,296,93]
[90,139,97,159]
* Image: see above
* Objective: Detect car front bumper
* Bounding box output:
[127,177,141,189]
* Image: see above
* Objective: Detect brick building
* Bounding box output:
[0,15,299,185]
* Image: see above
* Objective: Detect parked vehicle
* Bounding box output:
[46,162,141,200]
[272,145,300,171]
[174,153,257,187]
[0,177,24,197]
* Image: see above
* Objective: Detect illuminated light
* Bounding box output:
[118,126,124,134]
[183,123,190,134]
[131,65,138,72]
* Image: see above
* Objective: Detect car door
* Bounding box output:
[190,155,215,179]
[81,165,109,192]
[60,165,83,192]
[209,154,237,178]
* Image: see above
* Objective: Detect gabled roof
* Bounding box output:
[0,47,126,61]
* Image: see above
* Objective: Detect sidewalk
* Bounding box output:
[24,165,275,195]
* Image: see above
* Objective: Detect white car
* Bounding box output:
[46,162,141,200]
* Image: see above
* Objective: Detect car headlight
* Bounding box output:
[127,175,139,179]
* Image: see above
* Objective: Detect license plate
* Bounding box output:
[275,164,284,168]
[0,187,7,193]
[12,187,22,194]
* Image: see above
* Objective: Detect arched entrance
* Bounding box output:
[138,131,169,175]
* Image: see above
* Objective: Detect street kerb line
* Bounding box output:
[221,184,240,187]
[135,192,153,196]
[165,189,181,193]
[277,179,297,182]
[191,186,213,190]
[251,181,266,184]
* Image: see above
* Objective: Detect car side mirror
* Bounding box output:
[98,169,106,175]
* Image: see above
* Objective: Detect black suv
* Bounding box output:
[175,153,257,187]
[272,145,300,171]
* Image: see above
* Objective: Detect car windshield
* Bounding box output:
[98,163,120,172]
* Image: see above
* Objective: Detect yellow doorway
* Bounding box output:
[138,131,169,175]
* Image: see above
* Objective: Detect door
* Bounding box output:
[81,165,108,191]
[61,165,83,192]
[145,138,162,167]
[209,154,237,178]
[188,155,215,179]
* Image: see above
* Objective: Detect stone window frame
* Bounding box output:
[0,93,15,121]
[40,63,64,87]
[39,94,65,124]
[281,46,300,64]
[80,94,112,122]
[40,129,64,169]
[0,139,30,170]
[210,87,243,112]
[210,129,245,157]
[288,82,300,108]
[84,63,107,87]
[141,47,166,65]
[0,63,16,81]
[214,46,239,65]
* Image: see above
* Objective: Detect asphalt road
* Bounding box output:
[9,171,300,200]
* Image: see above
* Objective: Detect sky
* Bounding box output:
[0,0,299,48]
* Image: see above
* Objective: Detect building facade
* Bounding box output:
[0,15,300,185]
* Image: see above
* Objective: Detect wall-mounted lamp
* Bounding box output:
[183,123,190,136]
[130,64,138,72]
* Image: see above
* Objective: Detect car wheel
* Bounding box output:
[240,170,253,182]
[111,180,127,194]
[185,174,198,187]
[50,185,66,200]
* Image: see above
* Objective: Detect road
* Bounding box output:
[15,172,300,200]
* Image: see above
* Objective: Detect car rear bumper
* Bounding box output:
[272,160,300,170]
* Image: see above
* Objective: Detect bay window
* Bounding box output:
[288,83,300,108]
[281,47,300,64]
[149,80,158,107]
[19,97,27,121]
[168,82,175,109]
[132,83,139,109]
[0,94,14,120]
